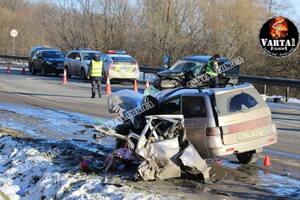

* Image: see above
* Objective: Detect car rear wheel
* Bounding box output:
[31,66,36,75]
[81,68,87,80]
[41,65,47,76]
[236,150,259,164]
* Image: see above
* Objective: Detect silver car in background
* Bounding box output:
[64,49,102,80]
[102,50,140,82]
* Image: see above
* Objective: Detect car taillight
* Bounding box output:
[226,147,235,152]
[206,127,220,136]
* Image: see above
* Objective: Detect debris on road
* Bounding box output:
[95,114,211,182]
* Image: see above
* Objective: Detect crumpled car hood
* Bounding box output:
[157,70,186,78]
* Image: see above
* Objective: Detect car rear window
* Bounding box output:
[111,56,136,64]
[214,88,265,116]
[82,52,100,60]
[43,51,64,59]
[228,93,258,112]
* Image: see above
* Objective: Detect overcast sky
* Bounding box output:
[277,0,300,23]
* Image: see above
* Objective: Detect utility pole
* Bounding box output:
[269,0,272,12]
[10,29,18,56]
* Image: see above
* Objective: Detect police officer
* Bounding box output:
[205,54,220,87]
[87,54,103,98]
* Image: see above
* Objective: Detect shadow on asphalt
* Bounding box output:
[0,90,90,99]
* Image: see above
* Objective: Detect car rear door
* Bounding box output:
[214,87,274,146]
[66,52,76,75]
[34,51,42,70]
[181,95,210,158]
[73,52,82,75]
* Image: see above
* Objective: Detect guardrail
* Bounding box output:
[239,75,300,88]
[239,75,300,102]
[140,66,299,101]
[0,54,29,62]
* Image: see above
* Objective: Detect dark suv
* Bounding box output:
[31,50,65,76]
[156,55,240,89]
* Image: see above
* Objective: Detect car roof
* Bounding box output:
[38,49,62,53]
[105,54,133,57]
[31,45,53,49]
[157,83,254,101]
[181,55,229,63]
[79,50,101,53]
[31,46,56,51]
[68,50,102,54]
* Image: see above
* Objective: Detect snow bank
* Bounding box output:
[0,135,165,200]
[288,98,300,105]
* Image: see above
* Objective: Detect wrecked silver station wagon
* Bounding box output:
[96,83,277,181]
[154,83,278,164]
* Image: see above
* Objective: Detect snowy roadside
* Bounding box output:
[0,103,171,200]
[0,130,172,200]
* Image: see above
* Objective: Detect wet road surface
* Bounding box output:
[0,66,300,199]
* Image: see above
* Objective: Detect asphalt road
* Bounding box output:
[0,66,300,199]
[0,66,146,118]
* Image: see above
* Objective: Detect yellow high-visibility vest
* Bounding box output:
[91,60,103,77]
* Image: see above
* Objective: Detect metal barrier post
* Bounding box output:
[286,86,289,102]
[264,84,267,95]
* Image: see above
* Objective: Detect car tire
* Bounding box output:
[41,65,47,76]
[236,150,259,164]
[31,65,36,75]
[66,67,72,79]
[29,64,32,73]
[81,68,87,80]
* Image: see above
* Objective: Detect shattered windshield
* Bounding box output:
[169,61,204,75]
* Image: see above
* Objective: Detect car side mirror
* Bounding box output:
[75,57,81,61]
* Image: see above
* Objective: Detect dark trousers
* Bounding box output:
[90,77,101,97]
